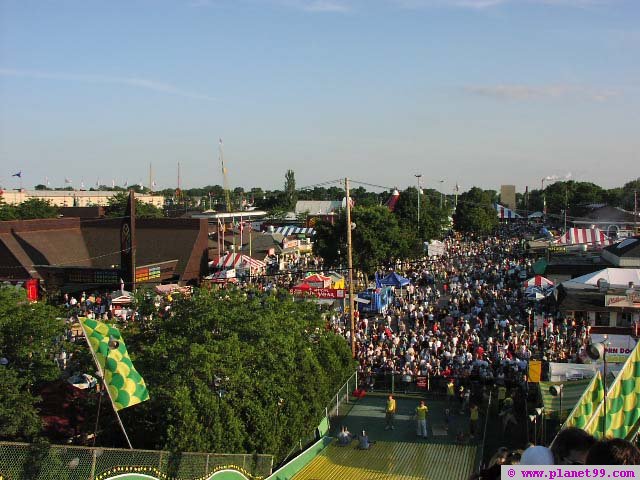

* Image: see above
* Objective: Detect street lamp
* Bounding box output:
[549,384,564,440]
[415,174,422,225]
[439,180,445,208]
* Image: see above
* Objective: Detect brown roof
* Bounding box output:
[0,217,209,283]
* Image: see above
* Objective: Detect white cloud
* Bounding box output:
[464,84,619,101]
[0,68,217,101]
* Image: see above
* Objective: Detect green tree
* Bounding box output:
[121,288,354,462]
[453,187,498,235]
[314,205,409,279]
[13,199,58,220]
[106,192,164,218]
[284,170,297,211]
[0,286,66,441]
[393,188,448,247]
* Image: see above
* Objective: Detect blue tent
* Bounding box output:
[379,272,410,288]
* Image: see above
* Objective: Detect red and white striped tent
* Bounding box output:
[211,253,266,272]
[556,228,613,248]
[495,204,521,220]
[523,275,554,289]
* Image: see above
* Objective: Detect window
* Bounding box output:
[617,312,634,328]
[595,312,610,327]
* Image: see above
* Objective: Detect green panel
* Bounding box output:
[267,437,332,480]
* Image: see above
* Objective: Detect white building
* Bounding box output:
[0,190,164,208]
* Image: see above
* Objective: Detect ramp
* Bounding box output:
[292,440,477,480]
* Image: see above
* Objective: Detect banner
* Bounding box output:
[562,371,604,430]
[81,318,149,410]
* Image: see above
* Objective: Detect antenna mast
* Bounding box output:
[219,138,232,212]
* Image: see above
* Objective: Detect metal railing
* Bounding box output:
[323,371,358,422]
[278,371,358,467]
[0,441,273,480]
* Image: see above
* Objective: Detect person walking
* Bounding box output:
[385,395,397,431]
[446,378,455,409]
[416,400,429,438]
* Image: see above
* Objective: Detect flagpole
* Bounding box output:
[79,320,134,449]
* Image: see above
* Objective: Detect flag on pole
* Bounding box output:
[80,318,149,411]
[12,171,22,178]
[584,342,640,439]
[561,371,604,430]
[65,177,72,184]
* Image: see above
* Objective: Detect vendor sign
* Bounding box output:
[591,333,637,363]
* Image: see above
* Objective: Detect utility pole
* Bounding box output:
[635,188,638,235]
[345,178,356,359]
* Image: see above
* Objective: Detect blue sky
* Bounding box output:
[1,0,638,193]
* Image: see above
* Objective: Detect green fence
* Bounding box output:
[0,442,273,480]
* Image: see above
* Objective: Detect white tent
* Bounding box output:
[562,268,640,290]
[528,211,544,219]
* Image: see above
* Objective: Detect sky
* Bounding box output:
[1,0,639,194]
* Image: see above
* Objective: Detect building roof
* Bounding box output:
[604,237,640,257]
[0,217,208,283]
[295,200,341,215]
[562,268,640,290]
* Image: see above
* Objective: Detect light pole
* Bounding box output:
[439,180,445,208]
[415,174,422,231]
[549,384,564,444]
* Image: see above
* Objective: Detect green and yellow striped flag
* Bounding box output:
[562,371,604,430]
[584,341,640,439]
[80,318,150,410]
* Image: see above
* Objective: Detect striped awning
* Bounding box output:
[273,226,316,236]
[211,253,265,270]
[556,228,613,247]
[495,204,521,219]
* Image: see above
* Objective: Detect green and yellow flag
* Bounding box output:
[584,342,640,439]
[80,318,150,410]
[562,371,604,430]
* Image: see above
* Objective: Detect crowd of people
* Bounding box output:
[473,428,640,478]
[334,226,592,412]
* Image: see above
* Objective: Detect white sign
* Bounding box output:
[591,333,637,363]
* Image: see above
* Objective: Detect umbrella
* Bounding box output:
[523,275,554,289]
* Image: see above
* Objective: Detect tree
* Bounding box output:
[106,192,163,218]
[393,188,448,248]
[0,199,59,220]
[0,286,66,441]
[284,170,297,211]
[314,205,410,279]
[453,187,498,235]
[34,184,48,191]
[120,288,354,463]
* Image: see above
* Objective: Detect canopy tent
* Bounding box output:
[524,275,555,289]
[273,226,316,237]
[302,274,332,288]
[379,272,410,288]
[427,240,446,257]
[528,211,544,218]
[211,253,266,272]
[556,228,613,248]
[562,268,640,291]
[525,289,546,301]
[495,204,521,220]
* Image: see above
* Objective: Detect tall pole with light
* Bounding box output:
[415,174,422,235]
[439,179,445,208]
